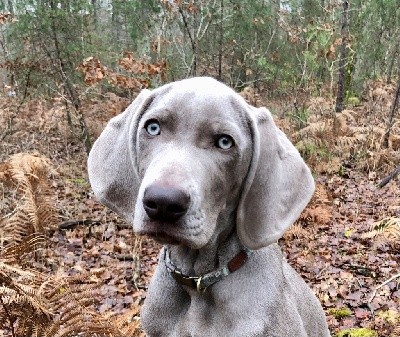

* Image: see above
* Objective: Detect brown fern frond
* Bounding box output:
[284,224,308,240]
[333,113,350,136]
[0,259,139,337]
[335,135,361,149]
[111,304,143,336]
[359,148,400,172]
[0,267,52,334]
[298,184,332,227]
[0,153,58,243]
[293,121,328,141]
[300,206,332,226]
[0,162,12,184]
[362,217,400,240]
[339,109,357,124]
[38,272,119,337]
[0,236,52,335]
[310,184,331,206]
[0,234,47,264]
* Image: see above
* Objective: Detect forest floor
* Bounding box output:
[0,82,399,336]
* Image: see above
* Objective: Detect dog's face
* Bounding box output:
[88,77,315,250]
[132,86,253,248]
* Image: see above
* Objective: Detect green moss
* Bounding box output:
[295,140,332,161]
[377,309,399,324]
[346,96,361,106]
[343,227,354,238]
[336,328,378,337]
[329,307,352,319]
[68,177,88,185]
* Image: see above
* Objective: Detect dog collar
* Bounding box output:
[163,246,253,293]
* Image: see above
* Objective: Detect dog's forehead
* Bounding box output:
[152,77,248,125]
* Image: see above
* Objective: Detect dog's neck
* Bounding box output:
[167,210,244,276]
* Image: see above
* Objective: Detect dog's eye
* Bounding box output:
[216,135,234,150]
[145,120,161,136]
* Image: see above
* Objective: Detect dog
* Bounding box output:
[88,77,331,336]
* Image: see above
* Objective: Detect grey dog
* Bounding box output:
[88,77,331,337]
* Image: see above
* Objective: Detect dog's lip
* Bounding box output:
[139,230,181,245]
[136,219,205,248]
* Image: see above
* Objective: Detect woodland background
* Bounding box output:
[0,0,399,336]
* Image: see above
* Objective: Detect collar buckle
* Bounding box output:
[196,276,205,292]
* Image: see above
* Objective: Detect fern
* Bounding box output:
[110,305,143,336]
[291,104,400,173]
[335,135,363,148]
[0,238,52,337]
[363,217,400,240]
[0,153,58,243]
[300,206,332,226]
[0,154,145,336]
[0,235,143,337]
[297,184,332,227]
[284,224,308,239]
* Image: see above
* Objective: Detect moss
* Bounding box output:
[329,307,352,319]
[295,140,332,161]
[336,328,378,337]
[346,96,361,106]
[377,309,400,324]
[68,177,88,185]
[344,228,354,238]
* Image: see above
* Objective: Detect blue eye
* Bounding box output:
[145,120,161,136]
[216,135,234,149]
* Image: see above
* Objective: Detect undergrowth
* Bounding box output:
[0,153,143,337]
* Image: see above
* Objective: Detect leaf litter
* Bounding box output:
[0,87,399,336]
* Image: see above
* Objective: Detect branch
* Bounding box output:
[58,219,98,230]
[378,165,400,188]
[196,0,216,41]
[178,5,196,54]
[367,273,400,313]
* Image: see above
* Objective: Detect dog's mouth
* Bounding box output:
[135,217,207,249]
[140,230,181,245]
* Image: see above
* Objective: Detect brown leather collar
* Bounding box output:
[163,247,253,292]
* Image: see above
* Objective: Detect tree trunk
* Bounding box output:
[49,0,92,154]
[217,0,224,80]
[382,71,400,148]
[178,5,197,76]
[335,0,349,113]
[91,0,98,26]
[387,38,399,84]
[7,0,13,14]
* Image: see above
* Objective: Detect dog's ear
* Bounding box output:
[87,89,151,223]
[237,106,315,250]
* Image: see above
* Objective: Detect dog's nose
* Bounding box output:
[143,185,190,222]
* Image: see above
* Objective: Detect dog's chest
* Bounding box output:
[164,305,266,337]
[143,290,267,337]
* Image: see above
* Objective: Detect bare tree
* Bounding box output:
[387,37,399,84]
[382,68,400,148]
[335,0,349,113]
[48,0,92,154]
[217,0,224,80]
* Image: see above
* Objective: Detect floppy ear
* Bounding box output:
[87,89,151,223]
[237,106,315,250]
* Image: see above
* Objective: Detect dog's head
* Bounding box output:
[88,77,314,250]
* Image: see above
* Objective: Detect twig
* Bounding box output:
[378,165,400,188]
[58,219,100,230]
[367,273,400,313]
